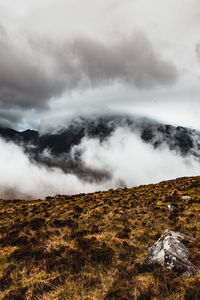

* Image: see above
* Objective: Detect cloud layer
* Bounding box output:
[0,28,177,112]
[0,125,200,199]
[1,0,199,129]
[0,137,104,199]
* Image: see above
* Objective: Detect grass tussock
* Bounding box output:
[0,176,200,299]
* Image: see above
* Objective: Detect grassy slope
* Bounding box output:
[0,176,200,299]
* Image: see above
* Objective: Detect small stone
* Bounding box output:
[181,195,191,200]
[165,204,178,211]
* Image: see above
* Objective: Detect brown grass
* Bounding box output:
[0,176,200,299]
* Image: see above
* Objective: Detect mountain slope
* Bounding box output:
[0,176,200,299]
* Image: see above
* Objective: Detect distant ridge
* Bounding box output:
[0,115,200,182]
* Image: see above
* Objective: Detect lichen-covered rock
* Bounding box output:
[144,230,197,276]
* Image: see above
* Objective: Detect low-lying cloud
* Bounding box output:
[0,138,105,199]
[74,127,200,187]
[0,125,199,199]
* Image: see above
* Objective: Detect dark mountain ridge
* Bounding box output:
[0,115,200,182]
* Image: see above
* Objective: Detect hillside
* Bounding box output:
[0,176,200,299]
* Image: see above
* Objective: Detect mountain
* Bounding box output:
[0,176,200,299]
[0,115,200,183]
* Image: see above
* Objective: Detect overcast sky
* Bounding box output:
[0,0,200,131]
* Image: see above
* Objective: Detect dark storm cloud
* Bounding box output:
[0,27,178,118]
[0,29,65,111]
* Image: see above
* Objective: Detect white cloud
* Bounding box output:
[75,127,200,188]
[1,125,200,199]
[0,138,105,199]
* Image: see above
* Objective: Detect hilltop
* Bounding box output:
[0,176,200,299]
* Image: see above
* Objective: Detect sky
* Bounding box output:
[0,0,200,199]
[0,0,200,131]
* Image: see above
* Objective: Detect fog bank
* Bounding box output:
[0,125,200,199]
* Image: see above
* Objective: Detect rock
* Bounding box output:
[165,204,178,211]
[181,195,191,200]
[144,230,196,276]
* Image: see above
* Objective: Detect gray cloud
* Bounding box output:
[0,108,25,128]
[33,32,178,90]
[0,30,65,111]
[68,34,178,88]
[0,27,178,119]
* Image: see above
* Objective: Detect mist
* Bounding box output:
[0,138,107,199]
[0,124,199,199]
[75,127,200,186]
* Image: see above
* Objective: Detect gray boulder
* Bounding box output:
[144,230,196,277]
